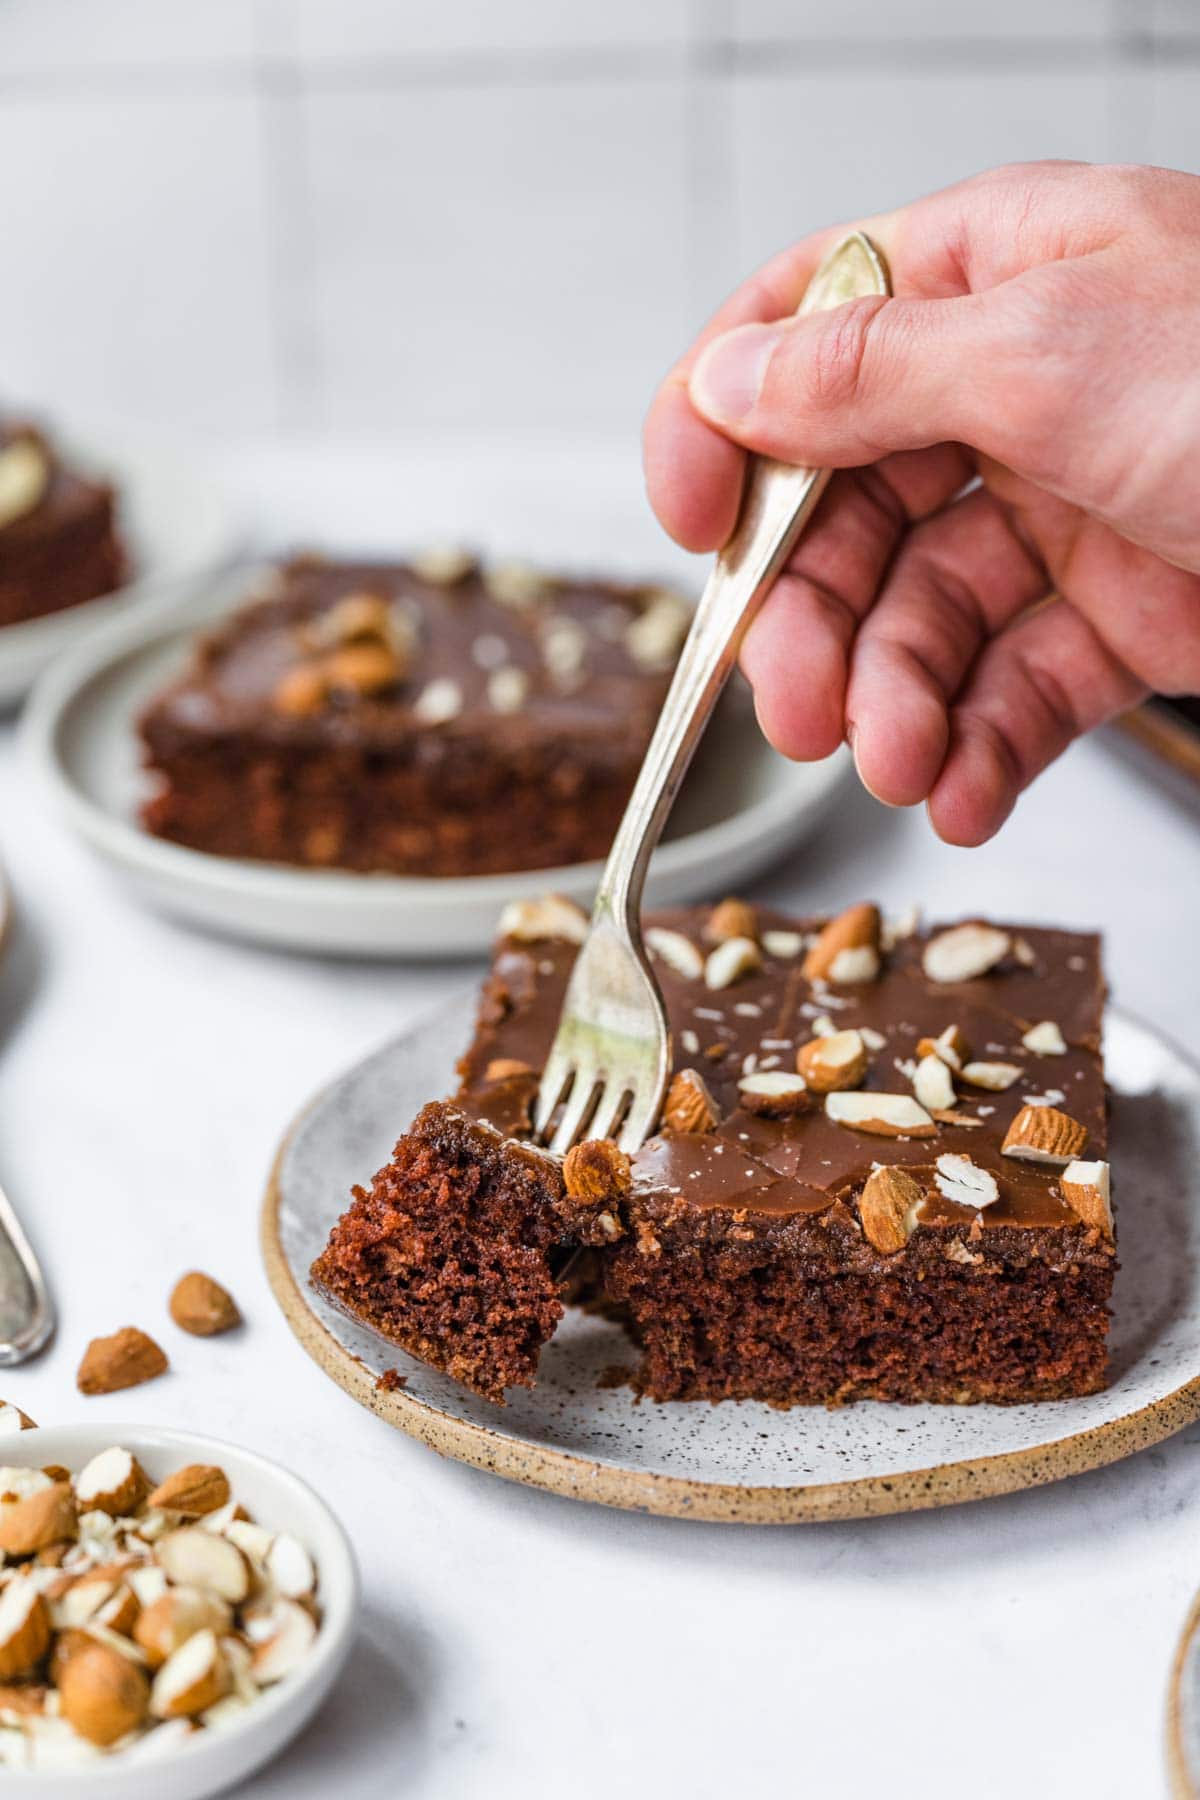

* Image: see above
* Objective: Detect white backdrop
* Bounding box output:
[1,0,1196,444]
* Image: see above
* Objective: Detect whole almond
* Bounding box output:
[563,1140,631,1205]
[77,1328,168,1396]
[148,1465,231,1518]
[59,1640,150,1746]
[663,1069,719,1134]
[802,903,881,982]
[859,1166,925,1255]
[169,1273,240,1338]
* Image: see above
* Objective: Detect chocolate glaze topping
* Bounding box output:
[457,906,1109,1241]
[147,555,679,763]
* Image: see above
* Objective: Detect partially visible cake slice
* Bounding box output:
[0,419,128,628]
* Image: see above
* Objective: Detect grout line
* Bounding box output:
[254,44,322,432]
[685,0,736,327]
[3,28,1199,104]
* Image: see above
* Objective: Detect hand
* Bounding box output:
[643,160,1200,844]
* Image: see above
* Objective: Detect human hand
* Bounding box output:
[643,160,1200,844]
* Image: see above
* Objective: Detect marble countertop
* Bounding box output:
[0,442,1198,1799]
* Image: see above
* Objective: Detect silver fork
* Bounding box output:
[533,231,892,1157]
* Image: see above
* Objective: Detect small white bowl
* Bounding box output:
[0,1422,358,1800]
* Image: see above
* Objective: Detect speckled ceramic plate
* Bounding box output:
[263,999,1200,1522]
[1167,1589,1200,1798]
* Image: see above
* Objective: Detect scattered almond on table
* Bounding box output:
[169,1272,241,1338]
[0,1446,321,1768]
[76,1329,168,1397]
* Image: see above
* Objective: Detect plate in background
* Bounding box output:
[264,1000,1200,1523]
[0,428,239,706]
[1168,1588,1200,1798]
[23,569,850,959]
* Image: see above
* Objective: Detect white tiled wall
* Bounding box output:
[0,0,1195,443]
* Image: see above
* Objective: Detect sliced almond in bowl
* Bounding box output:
[265,1532,316,1602]
[134,1587,231,1670]
[249,1598,317,1685]
[0,1482,76,1557]
[155,1528,249,1605]
[150,1628,230,1720]
[75,1446,149,1518]
[0,1579,50,1679]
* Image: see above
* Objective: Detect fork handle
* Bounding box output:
[595,232,892,928]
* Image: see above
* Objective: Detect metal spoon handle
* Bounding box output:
[598,231,891,928]
[0,1179,54,1364]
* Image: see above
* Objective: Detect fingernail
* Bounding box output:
[691,324,781,425]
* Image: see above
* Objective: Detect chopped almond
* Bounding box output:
[796,1029,869,1094]
[1002,1105,1088,1166]
[859,1166,924,1255]
[802,902,881,982]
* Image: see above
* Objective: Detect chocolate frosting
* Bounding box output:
[144,555,677,764]
[457,907,1109,1241]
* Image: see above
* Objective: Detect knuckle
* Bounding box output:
[800,296,889,412]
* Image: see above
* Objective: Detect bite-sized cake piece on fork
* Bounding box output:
[313,896,1116,1406]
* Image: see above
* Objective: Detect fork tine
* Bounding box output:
[533,1044,575,1139]
[617,1085,661,1156]
[547,1067,603,1159]
[591,1080,632,1146]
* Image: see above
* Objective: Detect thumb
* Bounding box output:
[688,292,1012,468]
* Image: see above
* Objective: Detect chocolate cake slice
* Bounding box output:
[314,897,1116,1406]
[0,419,128,628]
[138,553,691,877]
